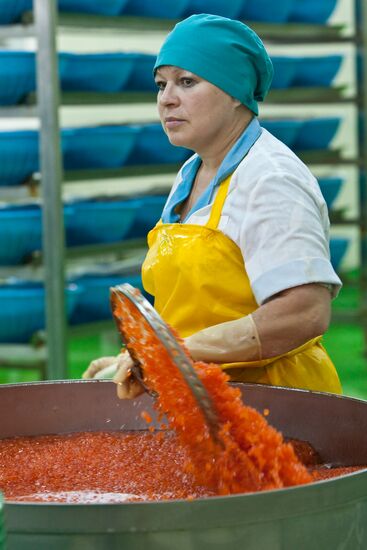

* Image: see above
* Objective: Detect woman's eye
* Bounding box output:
[181,78,194,87]
[155,81,166,91]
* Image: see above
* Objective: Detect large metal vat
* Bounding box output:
[1,380,367,550]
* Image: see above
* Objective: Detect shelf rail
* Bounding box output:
[35,0,67,379]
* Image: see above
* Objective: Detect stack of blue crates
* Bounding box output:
[0,0,339,24]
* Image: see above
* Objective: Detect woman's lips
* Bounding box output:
[165,118,185,129]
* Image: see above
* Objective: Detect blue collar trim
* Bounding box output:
[161,117,262,223]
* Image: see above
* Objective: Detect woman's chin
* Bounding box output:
[167,135,193,150]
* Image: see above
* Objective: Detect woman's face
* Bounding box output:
[155,66,240,153]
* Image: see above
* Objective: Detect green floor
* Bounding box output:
[1,278,367,400]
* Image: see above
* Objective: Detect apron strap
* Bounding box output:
[206,174,232,230]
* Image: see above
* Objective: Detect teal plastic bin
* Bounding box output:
[64,198,141,246]
[288,0,337,23]
[123,0,189,18]
[239,0,293,23]
[58,0,128,16]
[318,177,343,210]
[185,0,243,19]
[59,52,135,93]
[0,0,31,24]
[330,237,349,272]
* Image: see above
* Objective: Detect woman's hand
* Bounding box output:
[83,350,145,399]
[82,355,120,379]
[112,353,145,400]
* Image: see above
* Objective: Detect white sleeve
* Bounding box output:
[240,170,342,304]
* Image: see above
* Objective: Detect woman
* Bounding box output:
[83,13,342,397]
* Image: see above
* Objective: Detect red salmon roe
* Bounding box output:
[0,431,215,503]
[141,411,153,424]
[112,291,313,494]
[311,466,365,481]
[0,431,364,503]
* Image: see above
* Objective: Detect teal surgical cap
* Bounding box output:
[154,13,274,116]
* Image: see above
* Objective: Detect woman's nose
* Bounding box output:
[159,83,179,106]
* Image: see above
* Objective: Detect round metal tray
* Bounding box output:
[1,380,366,550]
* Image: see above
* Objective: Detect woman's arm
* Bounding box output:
[184,283,331,363]
[253,283,331,357]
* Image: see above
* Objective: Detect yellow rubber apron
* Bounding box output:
[142,175,342,394]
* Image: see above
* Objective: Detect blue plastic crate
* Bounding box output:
[59,52,135,93]
[0,0,32,24]
[0,126,141,183]
[288,0,337,24]
[0,0,132,21]
[260,119,303,148]
[0,204,41,265]
[127,123,192,165]
[239,0,293,23]
[0,281,80,343]
[70,272,143,324]
[185,0,244,18]
[318,177,344,210]
[65,198,142,246]
[0,130,39,186]
[124,53,156,92]
[5,52,340,105]
[293,118,341,151]
[123,0,189,18]
[330,237,349,272]
[292,55,342,87]
[62,125,139,170]
[0,51,35,105]
[127,195,168,238]
[0,204,75,265]
[271,57,297,90]
[58,0,129,16]
[0,51,137,105]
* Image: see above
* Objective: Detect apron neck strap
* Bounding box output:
[206,174,232,230]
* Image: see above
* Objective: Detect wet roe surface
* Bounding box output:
[0,431,214,503]
[0,431,364,504]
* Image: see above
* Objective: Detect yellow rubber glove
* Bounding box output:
[184,314,262,363]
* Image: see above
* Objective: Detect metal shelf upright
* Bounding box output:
[34,0,67,379]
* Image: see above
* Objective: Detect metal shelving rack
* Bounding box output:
[328,0,367,330]
[262,6,365,327]
[0,2,365,377]
[0,1,65,379]
[34,0,66,379]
